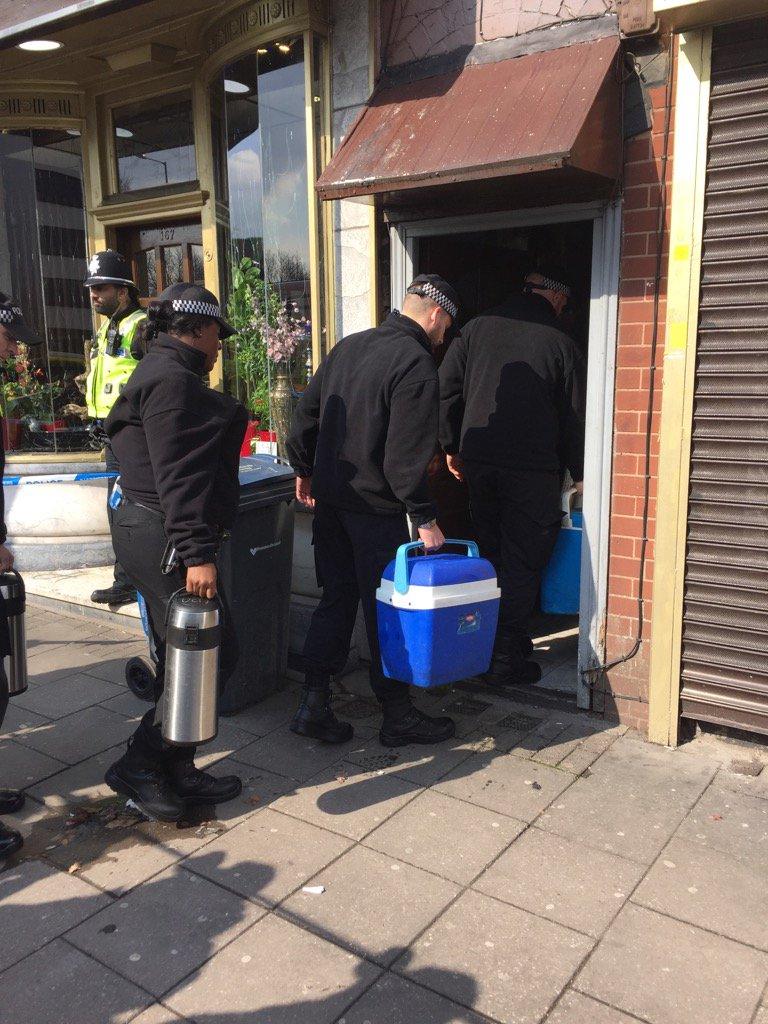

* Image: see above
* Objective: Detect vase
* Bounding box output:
[271,366,293,462]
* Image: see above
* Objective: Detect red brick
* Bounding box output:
[614,390,655,412]
[611,495,637,517]
[624,159,662,187]
[614,432,650,456]
[615,366,651,390]
[623,185,650,211]
[612,515,645,538]
[619,299,655,324]
[622,255,663,280]
[616,344,651,368]
[624,135,653,162]
[622,233,648,257]
[614,411,641,433]
[612,453,639,475]
[612,475,643,500]
[623,209,660,233]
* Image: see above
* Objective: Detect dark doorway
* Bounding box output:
[415,219,594,699]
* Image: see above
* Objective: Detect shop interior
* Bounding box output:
[414,218,594,700]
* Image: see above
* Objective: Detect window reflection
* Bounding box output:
[113,94,196,193]
[0,129,91,453]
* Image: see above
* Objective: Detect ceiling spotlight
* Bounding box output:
[257,48,268,55]
[115,127,134,139]
[66,128,81,137]
[17,39,62,51]
[224,79,249,94]
[277,42,291,54]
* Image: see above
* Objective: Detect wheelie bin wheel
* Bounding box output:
[125,656,156,701]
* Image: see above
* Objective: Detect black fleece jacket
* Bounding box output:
[439,293,586,480]
[286,311,438,525]
[106,334,247,566]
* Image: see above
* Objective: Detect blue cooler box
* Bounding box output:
[376,540,500,688]
[541,510,583,615]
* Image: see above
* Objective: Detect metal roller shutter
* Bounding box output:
[681,18,768,735]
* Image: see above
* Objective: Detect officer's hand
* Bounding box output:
[574,480,584,495]
[295,476,315,509]
[418,523,445,553]
[186,563,217,600]
[446,453,464,483]
[0,545,14,573]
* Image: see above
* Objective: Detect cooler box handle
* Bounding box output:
[393,538,480,594]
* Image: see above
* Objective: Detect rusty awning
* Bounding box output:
[317,35,621,202]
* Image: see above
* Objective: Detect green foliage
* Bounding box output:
[225,256,281,424]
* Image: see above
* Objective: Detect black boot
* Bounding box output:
[379,700,456,747]
[105,740,184,822]
[291,678,353,744]
[165,749,242,806]
[91,583,137,606]
[0,789,24,814]
[0,819,22,859]
[482,656,542,687]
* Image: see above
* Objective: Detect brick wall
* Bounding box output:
[594,53,676,735]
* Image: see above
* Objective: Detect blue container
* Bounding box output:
[376,539,500,688]
[541,510,583,615]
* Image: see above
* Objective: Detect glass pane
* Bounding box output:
[191,244,205,285]
[113,93,196,193]
[134,248,157,297]
[161,245,183,287]
[0,129,90,454]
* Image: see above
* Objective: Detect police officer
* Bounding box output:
[103,284,247,821]
[84,250,146,606]
[286,275,460,748]
[0,296,43,856]
[439,267,586,687]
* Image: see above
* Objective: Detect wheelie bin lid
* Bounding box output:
[238,455,295,509]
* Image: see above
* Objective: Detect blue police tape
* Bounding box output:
[3,472,118,486]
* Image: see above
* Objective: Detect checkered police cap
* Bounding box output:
[0,306,22,324]
[171,299,221,319]
[406,274,460,321]
[0,294,43,344]
[535,274,572,298]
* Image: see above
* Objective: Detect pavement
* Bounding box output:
[2,604,768,1024]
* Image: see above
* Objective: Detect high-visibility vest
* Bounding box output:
[85,307,146,419]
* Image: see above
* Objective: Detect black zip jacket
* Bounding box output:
[286,311,438,525]
[439,293,586,480]
[0,439,5,544]
[105,334,247,566]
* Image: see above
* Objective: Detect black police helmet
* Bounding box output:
[0,293,43,346]
[84,250,135,287]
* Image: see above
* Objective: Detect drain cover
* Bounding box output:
[496,712,541,732]
[444,697,492,717]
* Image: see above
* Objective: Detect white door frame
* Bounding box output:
[390,200,622,708]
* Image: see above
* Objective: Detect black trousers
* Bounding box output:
[463,462,561,670]
[303,503,410,706]
[104,437,132,590]
[111,499,236,761]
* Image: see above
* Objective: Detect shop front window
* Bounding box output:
[0,129,93,454]
[113,93,196,194]
[211,38,314,446]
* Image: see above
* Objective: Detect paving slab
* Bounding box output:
[537,753,714,864]
[233,726,363,781]
[712,764,768,802]
[474,826,644,938]
[633,836,768,950]
[98,689,153,719]
[434,748,574,822]
[192,718,263,769]
[281,844,459,966]
[14,705,135,765]
[342,733,482,788]
[0,737,65,789]
[397,889,593,1024]
[675,785,768,872]
[130,1005,186,1024]
[80,644,149,685]
[0,938,152,1024]
[28,640,135,684]
[0,859,111,972]
[270,760,420,841]
[338,971,488,1024]
[363,788,525,885]
[575,903,768,1024]
[164,913,380,1023]
[13,672,124,719]
[136,760,295,856]
[27,745,125,810]
[68,864,264,998]
[185,808,352,905]
[546,991,643,1023]
[26,611,104,645]
[0,703,51,740]
[223,688,297,736]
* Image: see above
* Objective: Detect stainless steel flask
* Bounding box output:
[0,570,27,696]
[161,592,220,745]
